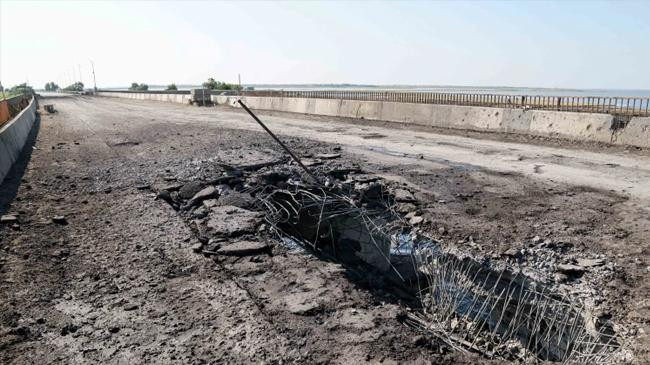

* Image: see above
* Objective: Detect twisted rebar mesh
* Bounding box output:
[255,183,621,363]
[408,250,620,363]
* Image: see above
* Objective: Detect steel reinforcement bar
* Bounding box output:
[241,90,650,117]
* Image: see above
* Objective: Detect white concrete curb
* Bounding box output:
[0,96,37,184]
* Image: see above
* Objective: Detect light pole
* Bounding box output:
[90,60,97,91]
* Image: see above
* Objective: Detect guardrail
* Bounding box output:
[1,93,32,127]
[97,89,650,117]
[241,90,650,117]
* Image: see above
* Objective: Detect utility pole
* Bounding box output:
[78,64,83,86]
[90,60,97,91]
[238,73,241,89]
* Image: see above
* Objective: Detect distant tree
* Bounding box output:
[63,82,84,92]
[44,82,59,91]
[166,83,177,91]
[202,77,241,91]
[129,82,149,91]
[9,83,35,95]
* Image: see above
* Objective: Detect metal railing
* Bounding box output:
[96,89,650,117]
[241,90,650,117]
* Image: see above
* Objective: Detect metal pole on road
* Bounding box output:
[237,99,320,184]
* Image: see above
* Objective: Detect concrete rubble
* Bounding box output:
[147,151,625,364]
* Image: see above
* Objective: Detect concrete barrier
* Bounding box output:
[616,117,650,147]
[0,96,37,184]
[96,91,192,104]
[526,110,615,143]
[97,92,649,148]
[214,95,639,146]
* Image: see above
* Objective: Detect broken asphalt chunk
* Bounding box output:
[190,242,203,253]
[178,181,205,200]
[185,186,218,208]
[156,190,172,201]
[315,153,341,159]
[52,215,68,225]
[409,216,424,225]
[161,183,183,192]
[205,205,262,237]
[302,158,323,167]
[1,215,18,223]
[393,189,416,202]
[576,258,605,268]
[556,263,584,276]
[217,240,271,257]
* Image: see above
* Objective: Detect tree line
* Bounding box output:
[37,77,243,93]
[127,78,242,91]
[42,81,83,92]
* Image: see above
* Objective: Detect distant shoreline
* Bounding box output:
[100,84,650,98]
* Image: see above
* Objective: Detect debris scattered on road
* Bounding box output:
[1,214,18,223]
[191,242,203,253]
[577,257,605,268]
[135,183,151,190]
[557,263,585,276]
[123,303,139,311]
[138,136,624,364]
[217,240,270,256]
[315,153,341,160]
[52,215,68,225]
[185,186,218,209]
[179,181,205,199]
[394,188,416,202]
[204,206,262,237]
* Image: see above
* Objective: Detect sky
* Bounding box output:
[1,0,649,90]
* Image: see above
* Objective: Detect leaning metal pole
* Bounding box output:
[238,99,321,184]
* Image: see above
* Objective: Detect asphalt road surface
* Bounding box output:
[1,95,648,364]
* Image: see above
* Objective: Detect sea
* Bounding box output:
[134,84,650,99]
[249,85,650,99]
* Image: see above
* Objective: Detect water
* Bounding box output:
[249,84,650,99]
[390,233,440,257]
[105,84,650,98]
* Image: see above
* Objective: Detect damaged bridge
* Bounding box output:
[0,96,648,364]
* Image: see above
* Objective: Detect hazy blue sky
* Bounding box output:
[1,0,649,89]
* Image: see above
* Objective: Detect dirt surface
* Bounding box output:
[0,96,648,364]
